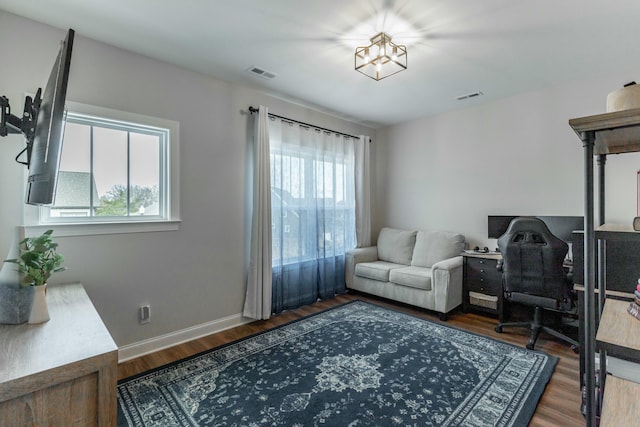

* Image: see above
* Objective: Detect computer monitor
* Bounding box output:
[487,216,518,239]
[537,216,584,243]
[488,215,584,243]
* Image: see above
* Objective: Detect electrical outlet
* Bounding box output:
[140,304,151,324]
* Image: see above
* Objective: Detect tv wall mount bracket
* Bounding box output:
[0,89,41,166]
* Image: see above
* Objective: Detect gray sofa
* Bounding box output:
[345,227,466,320]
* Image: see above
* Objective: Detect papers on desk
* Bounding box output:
[463,249,499,255]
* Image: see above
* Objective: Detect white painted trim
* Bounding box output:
[117,313,254,363]
[20,220,181,238]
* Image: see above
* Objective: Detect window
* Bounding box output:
[26,102,180,236]
[268,118,356,314]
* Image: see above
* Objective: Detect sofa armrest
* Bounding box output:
[431,256,464,313]
[345,246,378,287]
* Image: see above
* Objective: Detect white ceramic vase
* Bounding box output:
[28,284,50,324]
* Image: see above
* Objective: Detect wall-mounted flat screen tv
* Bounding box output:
[24,29,75,206]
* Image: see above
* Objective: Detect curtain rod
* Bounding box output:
[248,106,361,140]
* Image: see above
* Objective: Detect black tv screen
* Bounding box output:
[25,29,75,206]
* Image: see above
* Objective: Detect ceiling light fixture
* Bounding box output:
[355,32,407,81]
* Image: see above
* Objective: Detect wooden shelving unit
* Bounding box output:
[596,299,640,426]
[569,107,640,426]
[599,375,640,426]
[596,299,640,361]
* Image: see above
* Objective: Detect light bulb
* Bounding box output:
[364,48,370,64]
[391,46,398,61]
[376,62,382,72]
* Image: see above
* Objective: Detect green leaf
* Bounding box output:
[2,230,66,286]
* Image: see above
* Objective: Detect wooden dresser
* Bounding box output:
[0,283,118,426]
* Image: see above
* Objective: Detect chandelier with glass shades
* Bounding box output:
[355,32,407,81]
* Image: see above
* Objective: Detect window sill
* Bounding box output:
[21,220,181,238]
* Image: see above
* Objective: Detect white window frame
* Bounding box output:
[23,101,181,237]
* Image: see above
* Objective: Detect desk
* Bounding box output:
[463,251,575,324]
[0,283,118,426]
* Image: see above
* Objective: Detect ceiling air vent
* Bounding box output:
[247,66,277,80]
[456,91,484,101]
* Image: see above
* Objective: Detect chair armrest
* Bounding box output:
[345,246,378,287]
[431,256,464,313]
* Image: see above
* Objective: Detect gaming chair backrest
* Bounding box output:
[497,217,569,302]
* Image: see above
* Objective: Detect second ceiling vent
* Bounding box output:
[456,91,484,101]
[247,66,277,80]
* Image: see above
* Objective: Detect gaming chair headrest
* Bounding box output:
[497,216,567,253]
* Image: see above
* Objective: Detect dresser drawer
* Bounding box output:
[465,257,502,295]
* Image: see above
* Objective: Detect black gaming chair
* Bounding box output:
[494,217,578,351]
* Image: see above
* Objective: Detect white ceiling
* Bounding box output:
[2,0,640,128]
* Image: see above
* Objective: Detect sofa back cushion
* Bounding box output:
[411,230,465,268]
[377,227,417,266]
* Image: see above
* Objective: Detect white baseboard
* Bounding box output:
[118,313,254,363]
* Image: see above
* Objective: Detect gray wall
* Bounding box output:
[0,11,375,348]
[376,69,640,250]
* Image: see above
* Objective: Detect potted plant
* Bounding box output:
[4,229,67,323]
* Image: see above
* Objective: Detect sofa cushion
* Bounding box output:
[377,227,417,266]
[355,261,402,282]
[389,266,432,290]
[411,230,465,268]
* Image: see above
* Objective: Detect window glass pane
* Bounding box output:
[94,127,128,216]
[271,146,354,266]
[59,122,90,173]
[52,122,92,217]
[272,153,304,199]
[130,133,160,216]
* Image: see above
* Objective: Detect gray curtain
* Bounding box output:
[242,106,272,320]
[269,119,356,314]
[355,135,371,247]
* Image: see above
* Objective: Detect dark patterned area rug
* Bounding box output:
[117,301,557,426]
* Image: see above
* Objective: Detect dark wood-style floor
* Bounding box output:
[118,293,584,426]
